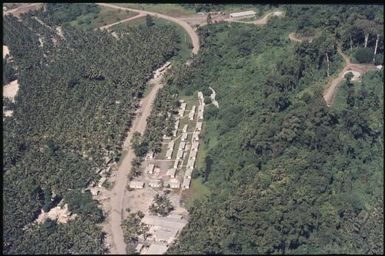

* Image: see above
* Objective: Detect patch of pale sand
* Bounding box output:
[36,201,77,224]
[3,110,14,117]
[343,70,361,81]
[3,45,9,58]
[3,80,19,102]
[38,37,44,47]
[56,26,64,38]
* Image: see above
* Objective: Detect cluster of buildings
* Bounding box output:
[129,92,205,192]
[181,92,205,190]
[136,214,188,254]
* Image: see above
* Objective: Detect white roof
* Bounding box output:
[149,179,161,185]
[168,141,174,149]
[146,244,168,255]
[129,181,144,187]
[135,243,144,252]
[173,159,179,169]
[230,10,256,17]
[182,177,191,188]
[167,168,176,177]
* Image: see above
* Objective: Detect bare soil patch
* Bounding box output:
[3,80,19,102]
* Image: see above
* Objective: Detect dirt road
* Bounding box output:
[323,47,376,106]
[106,72,168,254]
[95,3,201,254]
[96,3,200,55]
[4,3,43,17]
[288,32,314,43]
[99,13,145,30]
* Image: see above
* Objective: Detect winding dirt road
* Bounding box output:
[4,3,43,17]
[288,32,314,43]
[323,47,376,106]
[99,13,145,30]
[95,3,201,254]
[96,3,200,55]
[105,72,168,254]
[288,34,376,107]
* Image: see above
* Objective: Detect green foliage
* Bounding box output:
[146,14,154,27]
[204,104,219,120]
[167,5,383,255]
[149,193,174,217]
[3,11,178,254]
[3,58,17,85]
[374,53,383,65]
[121,211,149,253]
[38,3,100,26]
[65,190,104,223]
[131,132,148,157]
[355,47,374,63]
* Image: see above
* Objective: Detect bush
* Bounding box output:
[149,193,174,216]
[204,96,211,104]
[354,47,374,63]
[202,87,212,96]
[374,54,384,65]
[204,104,219,120]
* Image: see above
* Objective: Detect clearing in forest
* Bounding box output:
[3,80,19,102]
[3,45,10,58]
[323,47,377,107]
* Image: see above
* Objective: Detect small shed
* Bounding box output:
[176,149,184,160]
[165,148,173,159]
[169,178,180,189]
[149,179,162,188]
[196,122,203,131]
[168,141,175,150]
[167,168,176,178]
[173,159,180,169]
[193,132,199,141]
[185,169,192,179]
[182,124,188,133]
[98,177,107,188]
[135,243,144,253]
[179,141,186,150]
[146,164,155,174]
[130,181,145,189]
[182,177,191,189]
[189,106,196,120]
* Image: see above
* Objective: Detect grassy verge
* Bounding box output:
[115,3,195,16]
[111,16,193,63]
[68,7,136,30]
[183,177,210,209]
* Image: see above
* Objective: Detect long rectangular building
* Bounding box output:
[230,10,256,19]
[182,177,191,189]
[189,105,196,120]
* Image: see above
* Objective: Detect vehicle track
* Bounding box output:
[95,4,201,254]
[323,47,376,106]
[96,3,200,56]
